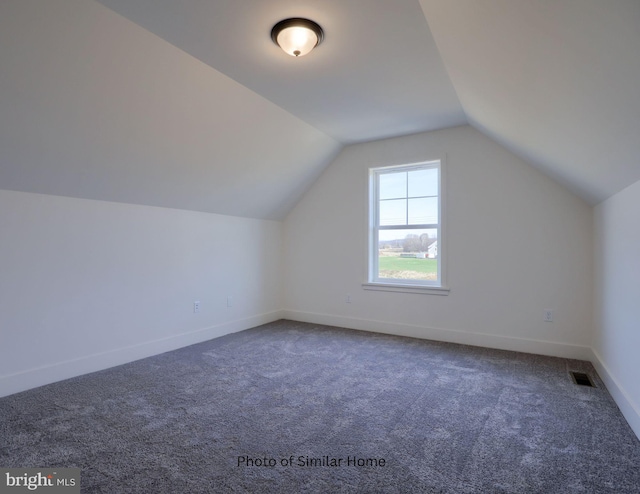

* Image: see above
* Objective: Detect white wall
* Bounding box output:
[593,179,640,438]
[284,126,593,358]
[0,189,283,397]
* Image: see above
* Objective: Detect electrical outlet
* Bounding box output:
[544,309,553,322]
[346,294,351,304]
[194,301,200,313]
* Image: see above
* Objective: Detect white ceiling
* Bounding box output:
[0,0,341,220]
[94,0,468,144]
[420,0,640,205]
[1,0,639,218]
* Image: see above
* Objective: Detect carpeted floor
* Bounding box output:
[1,320,639,493]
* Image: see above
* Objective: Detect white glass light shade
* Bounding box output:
[271,18,324,57]
[276,26,318,57]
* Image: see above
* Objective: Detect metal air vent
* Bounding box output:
[570,371,595,387]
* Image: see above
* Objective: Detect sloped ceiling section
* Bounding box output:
[420,0,640,205]
[0,0,341,220]
[3,0,638,217]
[95,0,467,144]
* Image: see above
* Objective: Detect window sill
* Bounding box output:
[362,282,450,296]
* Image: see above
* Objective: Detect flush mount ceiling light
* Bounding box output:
[271,18,324,57]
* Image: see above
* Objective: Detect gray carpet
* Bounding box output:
[1,320,639,493]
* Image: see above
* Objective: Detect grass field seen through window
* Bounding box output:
[378,256,437,280]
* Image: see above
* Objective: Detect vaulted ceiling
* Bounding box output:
[1,0,639,219]
[93,0,467,144]
[420,0,640,205]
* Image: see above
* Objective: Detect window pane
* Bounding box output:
[370,161,442,287]
[379,199,406,226]
[408,168,438,198]
[379,172,406,200]
[377,228,438,281]
[408,197,438,225]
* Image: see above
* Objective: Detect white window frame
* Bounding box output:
[363,159,449,295]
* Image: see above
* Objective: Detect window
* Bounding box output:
[366,160,447,293]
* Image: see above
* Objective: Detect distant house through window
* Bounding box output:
[367,160,446,292]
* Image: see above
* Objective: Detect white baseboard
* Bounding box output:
[0,310,283,398]
[590,348,640,441]
[282,310,593,360]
